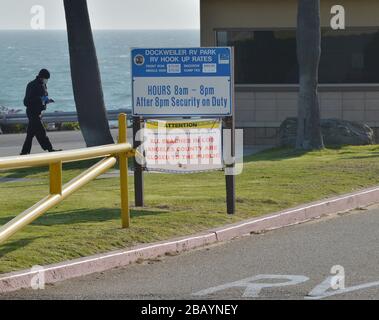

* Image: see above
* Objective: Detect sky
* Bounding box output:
[0,0,200,30]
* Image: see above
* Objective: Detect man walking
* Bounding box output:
[20,69,61,155]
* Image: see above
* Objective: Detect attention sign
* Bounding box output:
[131,47,233,117]
[143,119,223,173]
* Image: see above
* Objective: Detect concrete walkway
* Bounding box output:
[0,129,125,157]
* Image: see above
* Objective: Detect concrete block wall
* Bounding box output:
[236,88,379,145]
[241,127,280,146]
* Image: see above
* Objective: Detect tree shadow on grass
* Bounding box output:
[0,207,169,227]
[340,154,379,160]
[0,236,47,258]
[0,159,100,180]
[1,166,47,180]
[243,145,379,164]
[0,181,45,188]
[244,147,309,163]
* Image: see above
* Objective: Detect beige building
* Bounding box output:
[200,0,379,145]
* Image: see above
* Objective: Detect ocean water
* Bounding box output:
[0,30,199,114]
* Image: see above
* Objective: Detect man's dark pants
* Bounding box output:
[21,109,52,154]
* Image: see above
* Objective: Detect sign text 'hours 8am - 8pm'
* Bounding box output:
[131,47,233,117]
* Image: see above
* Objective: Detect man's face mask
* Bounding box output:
[42,79,49,85]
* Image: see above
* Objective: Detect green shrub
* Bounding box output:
[60,122,80,131]
[0,124,27,134]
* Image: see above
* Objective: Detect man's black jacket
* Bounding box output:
[23,77,48,117]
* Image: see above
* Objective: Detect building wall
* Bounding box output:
[201,0,379,44]
[236,87,379,145]
[200,0,379,145]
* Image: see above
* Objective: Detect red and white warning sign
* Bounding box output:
[143,119,223,173]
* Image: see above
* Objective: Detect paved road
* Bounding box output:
[1,205,379,300]
[0,130,268,157]
[0,129,127,157]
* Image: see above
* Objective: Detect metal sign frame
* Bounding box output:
[131,47,236,214]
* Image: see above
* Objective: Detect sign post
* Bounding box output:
[225,48,236,214]
[133,116,144,207]
[224,115,236,214]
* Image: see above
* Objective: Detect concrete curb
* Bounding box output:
[211,185,379,241]
[1,185,379,294]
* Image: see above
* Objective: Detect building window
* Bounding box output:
[216,28,379,85]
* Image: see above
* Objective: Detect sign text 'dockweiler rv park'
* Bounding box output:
[131,47,232,117]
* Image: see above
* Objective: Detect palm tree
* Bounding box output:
[296,0,324,150]
[63,0,114,146]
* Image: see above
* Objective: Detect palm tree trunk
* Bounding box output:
[296,0,324,150]
[63,0,114,147]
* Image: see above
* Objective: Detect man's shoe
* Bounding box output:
[20,152,29,156]
[48,149,63,152]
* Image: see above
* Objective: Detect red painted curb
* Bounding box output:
[1,185,379,294]
[0,232,217,294]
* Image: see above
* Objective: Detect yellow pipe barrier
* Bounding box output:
[0,113,134,245]
[0,157,117,244]
[0,142,133,170]
[118,113,130,228]
[49,161,62,195]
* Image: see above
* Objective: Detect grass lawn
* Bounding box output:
[1,145,379,274]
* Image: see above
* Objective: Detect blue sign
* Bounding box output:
[131,47,233,117]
